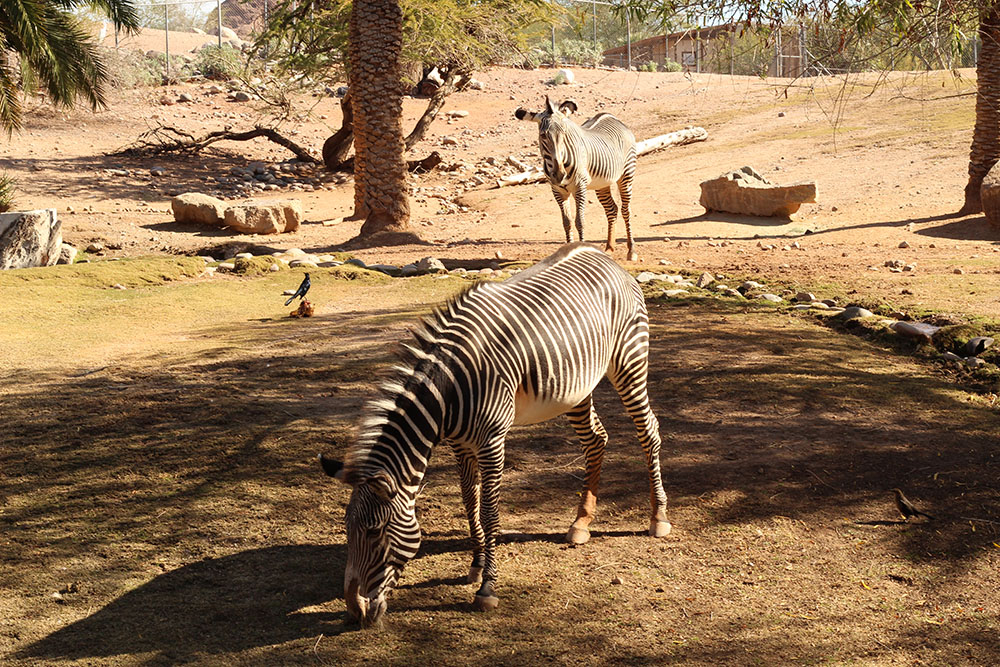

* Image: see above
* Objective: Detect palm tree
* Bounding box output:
[0,0,140,133]
[346,0,415,243]
[961,2,1000,214]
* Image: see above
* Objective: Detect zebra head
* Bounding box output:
[515,96,580,187]
[319,454,421,628]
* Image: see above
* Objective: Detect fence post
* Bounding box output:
[625,11,631,70]
[218,0,223,48]
[592,1,597,47]
[551,24,556,66]
[164,3,170,81]
[800,23,807,76]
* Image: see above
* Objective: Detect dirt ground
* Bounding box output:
[4,64,999,319]
[3,58,1000,665]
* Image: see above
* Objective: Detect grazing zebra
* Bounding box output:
[515,97,639,262]
[320,243,670,626]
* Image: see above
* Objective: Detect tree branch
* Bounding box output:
[119,124,320,163]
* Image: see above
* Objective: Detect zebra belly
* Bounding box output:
[511,384,594,426]
[586,173,616,191]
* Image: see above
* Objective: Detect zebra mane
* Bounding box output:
[341,280,493,483]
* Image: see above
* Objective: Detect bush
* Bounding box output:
[637,61,658,72]
[100,47,164,88]
[196,44,245,81]
[0,172,14,212]
[663,59,682,72]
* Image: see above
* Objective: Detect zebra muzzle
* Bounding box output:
[345,577,367,622]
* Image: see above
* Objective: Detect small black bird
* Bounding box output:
[892,488,935,521]
[285,272,311,306]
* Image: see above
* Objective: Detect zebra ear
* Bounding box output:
[545,95,556,114]
[559,99,577,116]
[367,471,398,502]
[318,454,347,481]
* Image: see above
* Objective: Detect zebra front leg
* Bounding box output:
[565,395,609,545]
[451,443,486,584]
[573,186,588,243]
[619,156,637,261]
[609,357,671,538]
[595,187,618,255]
[551,185,573,243]
[472,435,506,612]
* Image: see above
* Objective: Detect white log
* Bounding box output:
[494,127,707,188]
[635,126,708,155]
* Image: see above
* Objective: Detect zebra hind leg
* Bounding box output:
[451,443,486,584]
[609,347,671,538]
[565,395,609,545]
[619,157,637,262]
[595,187,618,255]
[573,187,588,242]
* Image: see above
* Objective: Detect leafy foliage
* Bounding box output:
[0,172,15,212]
[195,44,247,81]
[0,0,140,132]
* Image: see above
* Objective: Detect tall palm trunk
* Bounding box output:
[348,0,413,238]
[962,2,1000,215]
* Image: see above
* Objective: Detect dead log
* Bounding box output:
[494,126,708,188]
[121,125,320,163]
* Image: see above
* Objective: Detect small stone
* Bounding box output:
[231,91,252,102]
[635,271,658,284]
[269,263,280,272]
[86,242,104,253]
[898,241,910,248]
[940,351,963,362]
[838,306,875,320]
[966,357,986,368]
[662,289,688,298]
[441,136,459,146]
[810,301,829,310]
[611,575,623,585]
[289,259,318,268]
[739,280,764,292]
[794,291,815,302]
[696,271,714,288]
[966,337,995,356]
[217,262,235,271]
[150,166,167,177]
[417,256,446,273]
[345,258,366,268]
[110,283,126,290]
[235,252,253,259]
[954,268,965,275]
[447,110,469,118]
[494,250,504,260]
[903,263,916,272]
[178,93,194,103]
[758,293,783,303]
[658,259,671,266]
[890,320,940,341]
[51,592,65,604]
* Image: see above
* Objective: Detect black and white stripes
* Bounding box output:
[516,97,640,261]
[321,243,670,625]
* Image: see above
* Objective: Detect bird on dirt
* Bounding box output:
[892,488,935,521]
[285,273,311,306]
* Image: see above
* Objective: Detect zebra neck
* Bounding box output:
[353,358,456,491]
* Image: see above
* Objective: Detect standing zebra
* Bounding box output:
[516,97,639,261]
[320,243,671,626]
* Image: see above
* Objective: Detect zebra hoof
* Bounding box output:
[473,593,499,612]
[649,520,672,538]
[627,251,639,262]
[467,566,483,585]
[566,526,591,545]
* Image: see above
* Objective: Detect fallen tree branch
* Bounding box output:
[119,125,320,163]
[495,126,708,188]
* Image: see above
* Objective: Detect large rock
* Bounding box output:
[0,209,61,269]
[981,161,1000,227]
[223,199,302,234]
[172,193,226,225]
[699,166,817,218]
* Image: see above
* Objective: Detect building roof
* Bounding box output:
[602,22,737,56]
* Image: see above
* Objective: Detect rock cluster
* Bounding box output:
[171,193,302,234]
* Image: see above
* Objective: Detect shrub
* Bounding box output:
[663,59,682,72]
[638,61,658,72]
[196,44,245,81]
[0,172,14,212]
[100,47,164,88]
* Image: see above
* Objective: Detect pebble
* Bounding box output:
[150,166,167,177]
[345,258,366,268]
[217,262,235,271]
[966,357,987,368]
[235,252,253,259]
[890,320,939,340]
[110,283,125,290]
[794,291,815,302]
[899,241,910,248]
[954,268,965,275]
[635,271,658,284]
[758,293,783,303]
[940,351,963,362]
[662,289,688,298]
[696,271,714,288]
[86,242,104,253]
[966,337,994,356]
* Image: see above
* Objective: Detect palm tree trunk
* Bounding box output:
[962,2,1000,215]
[348,0,414,239]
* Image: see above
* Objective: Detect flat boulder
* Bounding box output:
[171,193,226,225]
[223,199,302,234]
[699,166,817,218]
[0,209,61,269]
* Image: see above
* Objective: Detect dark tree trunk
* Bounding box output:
[404,68,467,151]
[347,0,415,240]
[962,2,1000,215]
[322,90,354,171]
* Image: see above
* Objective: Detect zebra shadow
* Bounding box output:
[21,544,348,662]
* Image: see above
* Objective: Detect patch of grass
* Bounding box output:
[232,256,284,276]
[0,256,205,289]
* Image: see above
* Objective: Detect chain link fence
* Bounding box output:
[93,0,273,83]
[539,1,980,77]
